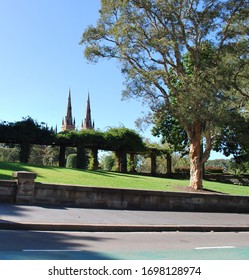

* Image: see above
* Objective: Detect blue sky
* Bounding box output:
[0,0,147,131]
[0,0,226,159]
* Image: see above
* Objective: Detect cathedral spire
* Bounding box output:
[61,89,76,131]
[82,93,94,130]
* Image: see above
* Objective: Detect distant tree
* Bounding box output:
[136,155,151,173]
[7,147,19,163]
[99,152,116,171]
[0,144,19,162]
[229,159,249,175]
[213,112,249,163]
[206,159,230,171]
[42,146,60,166]
[81,0,248,189]
[29,145,45,165]
[172,154,190,172]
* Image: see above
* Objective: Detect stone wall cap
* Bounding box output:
[12,171,37,179]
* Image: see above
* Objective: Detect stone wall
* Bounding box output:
[33,182,249,213]
[13,171,37,203]
[0,180,17,203]
[0,171,249,213]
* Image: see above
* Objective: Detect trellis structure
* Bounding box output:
[0,118,171,175]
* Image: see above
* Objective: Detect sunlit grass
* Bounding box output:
[0,161,249,196]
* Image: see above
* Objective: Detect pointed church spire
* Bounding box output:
[82,93,94,130]
[66,89,72,120]
[61,89,76,131]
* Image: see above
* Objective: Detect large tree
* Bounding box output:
[81,0,248,189]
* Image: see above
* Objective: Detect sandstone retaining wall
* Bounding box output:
[0,172,249,213]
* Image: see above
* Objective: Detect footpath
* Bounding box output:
[0,203,249,232]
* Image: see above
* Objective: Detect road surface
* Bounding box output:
[1,230,249,260]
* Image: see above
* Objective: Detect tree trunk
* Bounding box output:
[188,122,203,190]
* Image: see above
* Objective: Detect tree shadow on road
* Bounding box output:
[0,230,118,260]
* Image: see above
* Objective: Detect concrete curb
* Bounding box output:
[1,222,249,232]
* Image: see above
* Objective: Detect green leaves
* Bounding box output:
[0,118,148,155]
[81,0,249,174]
[81,0,248,116]
[56,126,145,152]
[0,117,55,145]
[104,127,146,151]
[152,105,188,154]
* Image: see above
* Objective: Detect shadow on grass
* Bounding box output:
[65,168,142,179]
[0,161,32,172]
[90,170,141,179]
[0,174,13,180]
[0,161,65,180]
[0,161,32,180]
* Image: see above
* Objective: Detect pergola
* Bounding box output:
[0,119,172,175]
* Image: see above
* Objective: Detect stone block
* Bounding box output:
[13,171,37,204]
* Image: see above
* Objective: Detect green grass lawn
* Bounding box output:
[0,161,249,196]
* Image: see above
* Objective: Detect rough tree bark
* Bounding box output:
[188,122,203,190]
[188,121,212,190]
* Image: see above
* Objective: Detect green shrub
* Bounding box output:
[205,166,224,174]
[66,154,77,168]
[175,166,190,173]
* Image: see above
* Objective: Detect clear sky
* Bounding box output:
[0,0,148,131]
[0,0,226,160]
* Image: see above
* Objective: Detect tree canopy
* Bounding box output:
[81,0,249,189]
[151,105,189,155]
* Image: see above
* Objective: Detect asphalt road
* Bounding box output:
[1,230,249,260]
[1,203,249,228]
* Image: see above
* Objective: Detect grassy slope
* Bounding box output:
[0,161,249,196]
